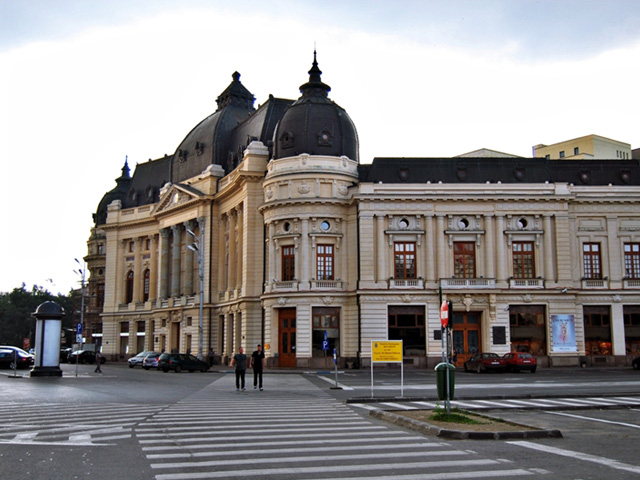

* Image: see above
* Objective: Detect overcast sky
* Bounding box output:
[1,0,639,295]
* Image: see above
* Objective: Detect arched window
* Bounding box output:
[125,271,134,304]
[143,269,150,301]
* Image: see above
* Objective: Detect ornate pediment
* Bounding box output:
[152,183,205,216]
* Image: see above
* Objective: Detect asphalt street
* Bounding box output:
[0,363,638,479]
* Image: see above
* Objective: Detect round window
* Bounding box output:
[283,222,291,232]
[320,220,331,231]
[458,218,469,229]
[398,218,409,229]
[517,218,528,229]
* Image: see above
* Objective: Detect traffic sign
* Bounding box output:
[322,331,329,351]
[440,300,449,328]
[76,323,83,335]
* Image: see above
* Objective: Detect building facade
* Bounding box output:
[86,54,640,368]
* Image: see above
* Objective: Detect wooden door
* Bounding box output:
[278,308,297,367]
[452,312,480,366]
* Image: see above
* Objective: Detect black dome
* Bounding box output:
[273,52,359,162]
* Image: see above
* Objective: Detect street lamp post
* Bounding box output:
[74,258,86,378]
[187,226,204,361]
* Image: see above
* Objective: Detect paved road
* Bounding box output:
[1,364,639,479]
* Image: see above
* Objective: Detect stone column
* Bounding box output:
[267,222,275,290]
[133,237,143,302]
[610,302,626,358]
[158,228,170,299]
[495,215,506,283]
[236,206,243,292]
[171,224,182,297]
[376,215,386,282]
[426,215,435,283]
[183,220,195,295]
[543,215,554,282]
[116,239,126,304]
[301,218,310,284]
[228,212,237,292]
[484,215,495,279]
[436,215,446,280]
[218,215,227,295]
[149,234,158,301]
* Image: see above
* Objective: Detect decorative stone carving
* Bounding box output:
[277,297,287,305]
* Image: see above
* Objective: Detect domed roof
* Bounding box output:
[273,52,359,162]
[93,160,131,225]
[171,72,256,182]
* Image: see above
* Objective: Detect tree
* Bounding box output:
[0,284,73,348]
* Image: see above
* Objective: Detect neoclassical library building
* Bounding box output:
[84,53,640,369]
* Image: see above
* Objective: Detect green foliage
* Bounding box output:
[0,283,74,347]
[430,405,484,425]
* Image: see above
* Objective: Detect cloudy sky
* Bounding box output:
[1,0,639,294]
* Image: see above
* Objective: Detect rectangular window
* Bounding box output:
[583,243,602,279]
[394,242,416,279]
[282,246,295,281]
[574,147,579,155]
[145,238,151,250]
[583,306,611,355]
[453,242,475,278]
[97,244,104,255]
[512,241,535,279]
[316,245,334,280]
[129,241,134,253]
[624,243,640,279]
[559,150,565,158]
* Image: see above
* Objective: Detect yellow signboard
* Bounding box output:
[371,340,403,362]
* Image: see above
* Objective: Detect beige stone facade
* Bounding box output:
[87,60,640,369]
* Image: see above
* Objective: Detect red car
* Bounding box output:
[463,353,506,373]
[503,352,537,373]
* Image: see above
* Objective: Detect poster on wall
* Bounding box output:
[550,314,577,353]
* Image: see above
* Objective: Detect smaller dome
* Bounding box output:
[273,52,359,162]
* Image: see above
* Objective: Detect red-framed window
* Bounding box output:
[316,245,334,280]
[624,243,640,279]
[394,242,416,279]
[512,241,535,279]
[583,243,602,279]
[454,242,475,278]
[125,271,134,303]
[282,246,295,281]
[143,269,150,302]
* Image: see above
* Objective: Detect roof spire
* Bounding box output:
[299,49,331,98]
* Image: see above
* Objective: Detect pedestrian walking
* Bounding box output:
[250,344,265,391]
[230,347,247,391]
[94,351,102,373]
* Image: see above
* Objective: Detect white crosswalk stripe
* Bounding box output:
[349,395,640,412]
[138,374,547,479]
[0,403,165,445]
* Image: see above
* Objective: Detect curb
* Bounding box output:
[369,409,563,440]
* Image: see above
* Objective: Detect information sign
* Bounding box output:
[371,340,403,363]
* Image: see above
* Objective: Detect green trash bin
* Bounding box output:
[435,362,455,400]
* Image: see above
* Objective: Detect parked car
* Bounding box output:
[157,353,210,373]
[143,352,162,370]
[68,350,106,365]
[503,352,537,373]
[464,352,506,373]
[633,356,640,370]
[128,351,156,368]
[0,347,34,369]
[60,347,73,363]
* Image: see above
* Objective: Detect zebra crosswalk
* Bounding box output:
[138,375,551,479]
[349,395,640,412]
[0,402,165,446]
